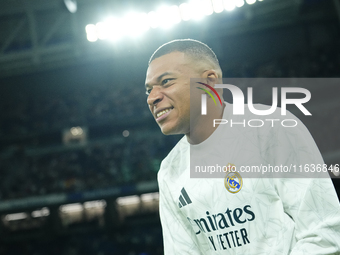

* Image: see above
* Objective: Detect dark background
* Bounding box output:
[0,0,339,254]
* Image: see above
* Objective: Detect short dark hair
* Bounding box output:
[148,39,221,72]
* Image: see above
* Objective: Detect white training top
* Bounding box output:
[158,102,340,254]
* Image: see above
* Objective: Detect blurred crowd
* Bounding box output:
[0,85,150,138]
[0,225,163,255]
[224,46,340,78]
[0,136,178,200]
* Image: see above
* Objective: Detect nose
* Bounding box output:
[147,86,163,106]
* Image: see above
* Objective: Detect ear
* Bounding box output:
[202,70,223,95]
[202,70,219,86]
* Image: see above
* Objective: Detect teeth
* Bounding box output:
[157,108,172,118]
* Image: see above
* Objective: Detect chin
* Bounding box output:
[160,127,175,136]
[159,123,177,136]
[160,123,186,136]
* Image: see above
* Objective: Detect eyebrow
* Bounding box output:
[145,72,175,89]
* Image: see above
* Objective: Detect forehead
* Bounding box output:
[145,52,193,84]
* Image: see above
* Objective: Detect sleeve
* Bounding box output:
[272,114,340,254]
[280,178,340,255]
[158,171,203,255]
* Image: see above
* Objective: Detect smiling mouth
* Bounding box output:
[156,107,174,121]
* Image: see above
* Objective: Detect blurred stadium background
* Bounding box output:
[0,0,339,254]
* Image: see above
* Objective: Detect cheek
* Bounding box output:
[188,90,201,107]
[177,96,191,119]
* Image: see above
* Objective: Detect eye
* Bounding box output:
[162,78,173,85]
[145,88,152,95]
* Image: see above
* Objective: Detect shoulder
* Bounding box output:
[158,136,189,183]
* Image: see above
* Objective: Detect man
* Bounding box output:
[145,39,340,254]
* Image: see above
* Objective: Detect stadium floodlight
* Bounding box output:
[85,0,251,43]
[147,11,159,28]
[155,5,181,29]
[235,0,245,7]
[85,24,98,42]
[168,5,182,25]
[84,200,107,209]
[64,0,77,13]
[70,126,83,136]
[179,3,192,21]
[105,16,124,41]
[141,192,159,202]
[95,22,108,40]
[32,208,50,218]
[189,0,208,20]
[4,212,28,221]
[139,12,151,32]
[132,12,150,35]
[123,12,150,37]
[121,13,134,37]
[246,0,256,4]
[223,0,236,11]
[117,195,140,206]
[202,0,214,15]
[60,203,83,213]
[212,0,224,13]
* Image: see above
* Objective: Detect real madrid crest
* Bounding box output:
[224,164,242,193]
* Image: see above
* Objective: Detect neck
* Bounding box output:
[186,103,225,145]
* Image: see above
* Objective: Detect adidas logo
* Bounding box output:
[178,188,192,208]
